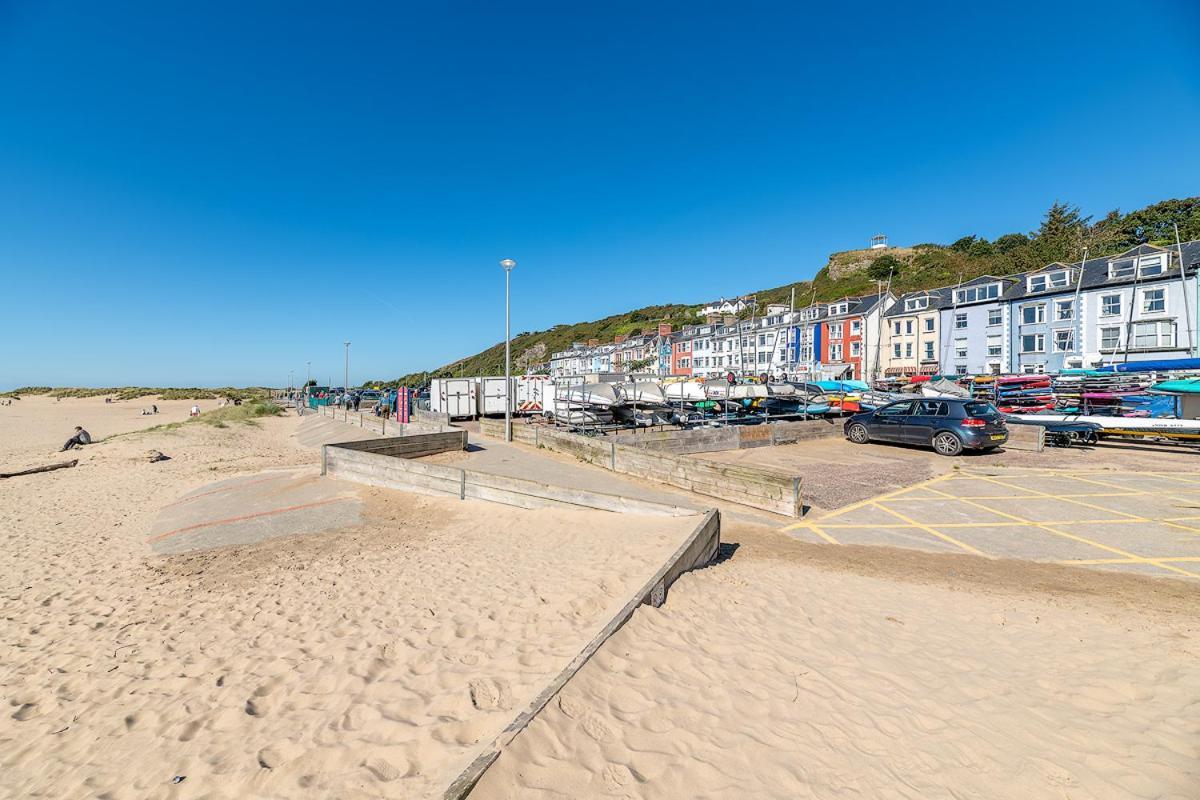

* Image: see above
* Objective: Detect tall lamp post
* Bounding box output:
[500,258,517,442]
[306,361,311,386]
[343,341,351,392]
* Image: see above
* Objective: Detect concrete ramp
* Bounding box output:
[147,470,363,555]
[293,415,385,448]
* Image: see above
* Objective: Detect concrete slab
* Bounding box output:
[881,497,1015,525]
[1052,521,1200,559]
[1064,493,1200,520]
[931,525,1108,561]
[148,469,363,555]
[935,477,1040,498]
[813,525,963,553]
[966,496,1131,523]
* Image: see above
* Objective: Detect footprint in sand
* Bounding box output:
[580,711,614,743]
[557,693,586,720]
[12,702,39,722]
[363,755,407,782]
[468,678,513,711]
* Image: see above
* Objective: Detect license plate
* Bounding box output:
[990,434,1005,440]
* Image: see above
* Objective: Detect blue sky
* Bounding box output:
[2,1,1198,389]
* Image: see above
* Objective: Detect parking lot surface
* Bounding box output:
[785,467,1200,579]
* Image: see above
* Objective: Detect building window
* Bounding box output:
[850,320,861,335]
[923,341,934,360]
[758,334,766,346]
[1139,254,1166,277]
[1022,363,1046,374]
[1108,258,1136,279]
[955,340,967,358]
[1021,304,1045,325]
[1132,320,1176,349]
[829,302,849,315]
[954,364,967,375]
[1100,326,1121,351]
[1053,329,1074,352]
[758,352,767,363]
[904,297,929,311]
[988,308,1002,326]
[1142,287,1166,314]
[905,320,914,334]
[893,321,901,335]
[987,336,1002,357]
[1027,270,1071,293]
[1100,294,1121,317]
[851,341,861,357]
[893,343,902,358]
[829,325,842,340]
[1055,300,1073,321]
[924,317,935,332]
[955,313,967,329]
[1021,333,1045,353]
[955,283,1000,304]
[830,344,843,361]
[905,343,913,358]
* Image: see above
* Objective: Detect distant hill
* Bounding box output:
[378,197,1200,387]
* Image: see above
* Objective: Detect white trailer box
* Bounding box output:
[480,376,512,417]
[430,378,478,419]
[515,375,552,414]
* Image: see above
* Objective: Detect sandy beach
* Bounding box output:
[4,395,1199,799]
[472,525,1200,799]
[0,397,697,798]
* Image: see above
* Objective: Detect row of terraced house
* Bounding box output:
[547,242,1200,381]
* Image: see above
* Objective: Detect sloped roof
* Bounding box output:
[1005,240,1200,301]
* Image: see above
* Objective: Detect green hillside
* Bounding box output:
[379,197,1200,387]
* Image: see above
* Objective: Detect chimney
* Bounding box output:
[614,334,628,344]
[587,338,599,347]
[658,323,672,336]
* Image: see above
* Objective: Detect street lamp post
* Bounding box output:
[500,259,517,442]
[343,341,351,392]
[306,361,311,386]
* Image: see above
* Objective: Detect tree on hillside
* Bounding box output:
[993,232,1030,254]
[1029,201,1091,265]
[867,254,903,281]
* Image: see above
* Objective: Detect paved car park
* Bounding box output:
[784,467,1200,579]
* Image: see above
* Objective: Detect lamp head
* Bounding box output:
[500,258,517,271]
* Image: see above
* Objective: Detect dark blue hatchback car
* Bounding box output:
[844,398,1008,456]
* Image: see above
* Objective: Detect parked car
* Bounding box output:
[844,398,1007,456]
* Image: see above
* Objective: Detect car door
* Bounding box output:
[869,400,915,442]
[904,399,946,444]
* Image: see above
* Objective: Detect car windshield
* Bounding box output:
[964,401,1000,419]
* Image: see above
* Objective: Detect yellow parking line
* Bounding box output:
[807,524,840,545]
[871,502,987,556]
[924,486,1200,579]
[971,475,1200,537]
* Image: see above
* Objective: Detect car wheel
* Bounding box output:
[932,431,963,456]
[847,423,870,444]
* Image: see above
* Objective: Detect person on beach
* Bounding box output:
[60,426,92,451]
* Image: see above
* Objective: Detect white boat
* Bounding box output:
[663,380,708,403]
[1008,412,1200,436]
[558,382,624,408]
[619,381,668,405]
[920,378,971,399]
[707,384,768,401]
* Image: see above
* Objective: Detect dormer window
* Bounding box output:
[1138,254,1166,277]
[1109,258,1136,279]
[828,302,849,316]
[903,297,929,312]
[955,283,1000,304]
[1027,270,1071,293]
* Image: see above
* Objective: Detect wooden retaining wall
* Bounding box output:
[442,509,721,799]
[479,419,803,517]
[323,443,694,517]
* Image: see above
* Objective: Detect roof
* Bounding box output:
[1004,239,1200,302]
[882,286,956,317]
[823,292,892,319]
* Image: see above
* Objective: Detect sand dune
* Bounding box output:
[0,398,695,798]
[472,529,1200,800]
